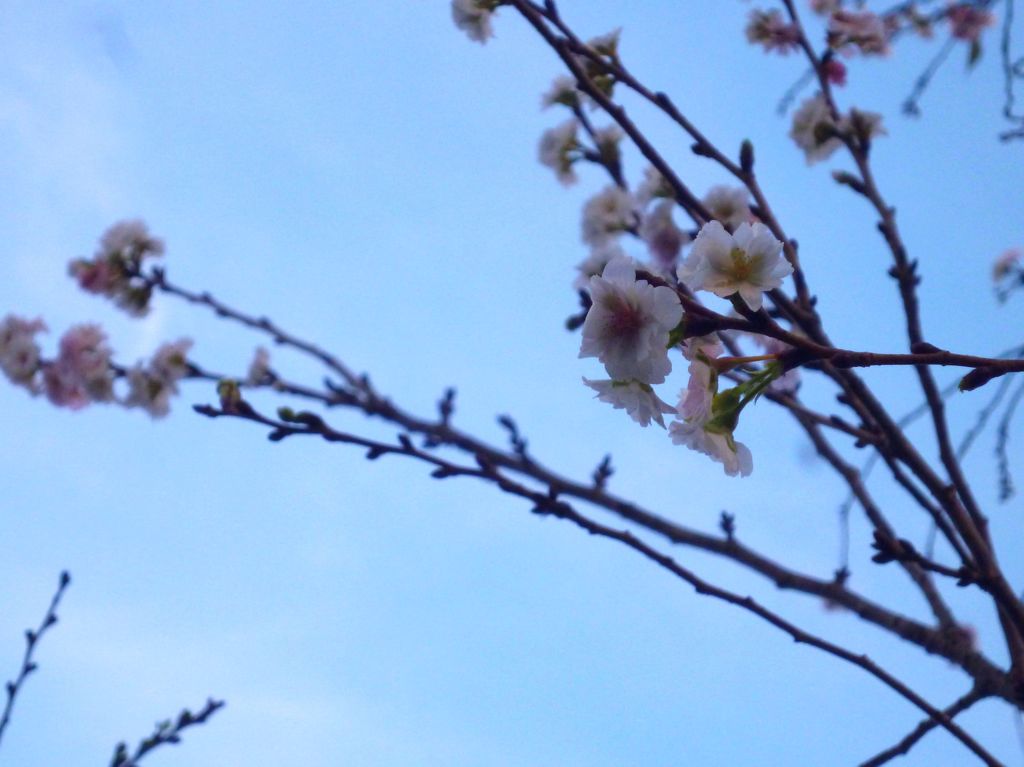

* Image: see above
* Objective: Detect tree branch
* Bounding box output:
[109,698,225,767]
[859,686,988,767]
[0,571,70,749]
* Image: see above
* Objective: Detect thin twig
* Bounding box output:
[109,698,225,767]
[0,571,71,748]
[859,686,988,766]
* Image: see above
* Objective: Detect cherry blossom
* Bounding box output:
[669,419,753,478]
[789,94,844,164]
[679,334,724,424]
[745,9,800,54]
[69,219,164,316]
[581,186,636,246]
[702,185,752,229]
[247,346,272,385]
[573,242,630,291]
[682,333,724,363]
[0,315,46,389]
[583,378,675,427]
[680,357,716,424]
[592,125,624,168]
[579,256,682,384]
[677,221,791,311]
[541,75,584,110]
[99,219,165,262]
[451,0,497,44]
[848,108,887,145]
[948,5,995,43]
[125,339,193,418]
[828,11,891,56]
[639,199,687,268]
[44,324,115,409]
[635,166,670,206]
[538,119,580,186]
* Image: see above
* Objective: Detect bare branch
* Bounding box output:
[109,698,225,767]
[0,571,71,749]
[859,686,988,767]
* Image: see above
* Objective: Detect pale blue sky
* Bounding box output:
[1,2,1023,765]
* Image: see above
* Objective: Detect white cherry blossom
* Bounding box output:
[99,219,164,261]
[451,0,495,44]
[125,339,193,418]
[682,333,724,362]
[828,11,891,56]
[845,108,887,145]
[538,119,580,186]
[702,185,752,229]
[247,346,272,385]
[583,378,674,427]
[677,220,791,311]
[669,419,753,477]
[635,166,669,206]
[541,76,584,110]
[679,334,723,424]
[573,242,630,291]
[581,185,636,246]
[790,95,886,165]
[789,94,843,164]
[580,256,682,384]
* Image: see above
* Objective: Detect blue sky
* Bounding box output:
[1,1,1023,764]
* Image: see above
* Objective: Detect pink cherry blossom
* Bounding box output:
[948,5,995,42]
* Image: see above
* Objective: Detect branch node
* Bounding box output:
[719,511,736,541]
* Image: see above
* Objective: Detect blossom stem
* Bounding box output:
[714,354,778,371]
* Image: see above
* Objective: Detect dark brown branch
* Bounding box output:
[187,393,1017,704]
[0,571,70,748]
[859,686,988,767]
[109,698,225,767]
[782,0,1024,671]
[192,397,1005,766]
[145,267,362,391]
[508,0,712,225]
[527,2,1024,662]
[789,408,957,627]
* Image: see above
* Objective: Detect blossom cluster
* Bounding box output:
[0,313,194,418]
[668,335,753,477]
[576,217,793,476]
[745,9,800,55]
[948,5,996,43]
[827,10,893,57]
[789,93,885,165]
[449,4,829,476]
[124,339,193,418]
[0,315,46,391]
[43,324,115,409]
[747,2,999,96]
[68,219,165,316]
